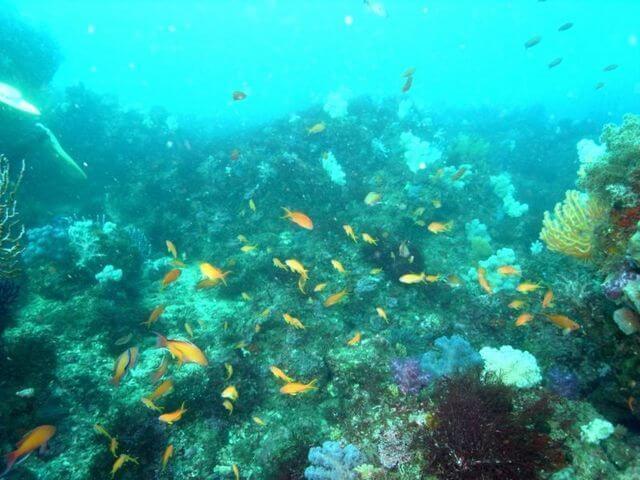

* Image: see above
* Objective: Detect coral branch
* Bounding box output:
[0,155,25,278]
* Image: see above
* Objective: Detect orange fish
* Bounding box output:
[151,355,169,383]
[141,397,163,412]
[162,269,181,289]
[158,403,187,424]
[347,331,361,345]
[147,379,174,401]
[402,76,413,92]
[362,233,377,245]
[252,416,266,426]
[515,312,534,327]
[196,278,220,290]
[314,282,328,292]
[200,263,231,285]
[331,259,346,273]
[112,347,138,386]
[221,385,239,401]
[545,313,580,332]
[2,425,56,476]
[114,333,132,346]
[166,240,177,259]
[156,334,208,366]
[143,305,165,328]
[282,208,314,230]
[450,166,467,181]
[280,379,318,395]
[270,366,295,383]
[508,300,526,310]
[343,224,358,242]
[477,267,493,294]
[376,307,388,322]
[162,444,174,472]
[283,313,305,329]
[273,257,289,270]
[285,259,308,279]
[424,274,441,283]
[324,289,348,307]
[232,91,247,101]
[427,221,453,234]
[497,265,520,276]
[307,122,326,134]
[542,289,554,308]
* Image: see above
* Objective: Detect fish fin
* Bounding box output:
[154,333,167,348]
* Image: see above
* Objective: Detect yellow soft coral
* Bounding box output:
[540,190,606,259]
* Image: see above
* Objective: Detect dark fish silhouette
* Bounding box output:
[603,64,619,72]
[595,82,605,90]
[558,22,573,31]
[548,58,563,69]
[524,36,541,48]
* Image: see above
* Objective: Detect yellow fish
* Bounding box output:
[370,268,383,275]
[146,379,174,401]
[376,307,388,322]
[143,305,165,328]
[166,240,178,259]
[94,424,112,440]
[477,267,493,294]
[542,289,554,308]
[252,416,266,426]
[508,299,526,310]
[141,397,163,412]
[223,400,234,414]
[233,464,240,480]
[331,259,346,273]
[225,363,233,380]
[427,221,453,234]
[200,263,231,285]
[343,224,358,242]
[314,282,328,292]
[364,192,381,205]
[283,313,305,329]
[241,245,258,253]
[112,347,138,386]
[347,331,361,345]
[424,274,441,283]
[158,403,187,425]
[431,198,442,209]
[156,334,208,367]
[109,437,119,457]
[249,198,256,212]
[273,258,289,270]
[237,234,249,243]
[515,312,534,327]
[111,454,138,477]
[221,385,239,401]
[280,379,318,396]
[362,233,377,245]
[324,289,348,307]
[399,272,425,284]
[497,265,520,276]
[241,292,252,301]
[285,259,308,279]
[270,365,295,383]
[307,122,326,134]
[516,282,541,293]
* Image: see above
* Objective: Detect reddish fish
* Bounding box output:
[3,425,56,476]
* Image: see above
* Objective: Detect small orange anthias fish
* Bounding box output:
[199,263,231,285]
[376,307,388,322]
[362,233,377,245]
[111,454,138,477]
[542,289,554,308]
[515,312,534,327]
[232,91,247,101]
[450,166,467,181]
[147,379,174,401]
[166,240,177,259]
[347,331,361,345]
[324,289,348,307]
[162,444,174,472]
[221,385,239,401]
[307,122,326,134]
[2,425,56,476]
[545,313,581,332]
[331,259,346,273]
[143,305,165,328]
[282,208,314,230]
[112,347,139,386]
[508,299,526,310]
[364,191,382,206]
[427,221,453,234]
[161,269,181,289]
[476,267,493,294]
[156,334,208,366]
[497,265,520,276]
[399,272,425,284]
[280,379,318,395]
[283,313,305,329]
[158,403,187,424]
[151,355,170,383]
[517,282,542,293]
[343,224,358,242]
[285,259,308,279]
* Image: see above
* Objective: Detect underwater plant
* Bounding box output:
[0,155,24,279]
[418,374,564,480]
[540,190,606,259]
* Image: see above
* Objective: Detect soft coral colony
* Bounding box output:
[2,45,640,480]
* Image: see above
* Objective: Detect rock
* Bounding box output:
[613,307,640,335]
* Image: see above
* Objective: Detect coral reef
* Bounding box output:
[419,335,482,379]
[479,345,542,388]
[490,173,529,218]
[540,190,606,259]
[0,155,24,278]
[304,441,364,480]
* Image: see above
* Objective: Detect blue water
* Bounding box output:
[15,0,640,124]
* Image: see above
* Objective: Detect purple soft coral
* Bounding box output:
[391,357,431,394]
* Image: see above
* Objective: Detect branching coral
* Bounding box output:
[540,190,606,259]
[0,155,24,278]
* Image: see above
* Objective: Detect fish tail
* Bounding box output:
[155,333,167,348]
[2,451,18,477]
[281,207,291,219]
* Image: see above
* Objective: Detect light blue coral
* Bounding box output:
[490,173,529,218]
[95,264,123,285]
[304,441,364,480]
[420,335,482,379]
[477,247,520,292]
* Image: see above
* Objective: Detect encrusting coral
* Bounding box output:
[540,190,606,260]
[0,155,24,278]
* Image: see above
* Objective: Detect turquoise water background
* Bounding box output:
[14,0,640,124]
